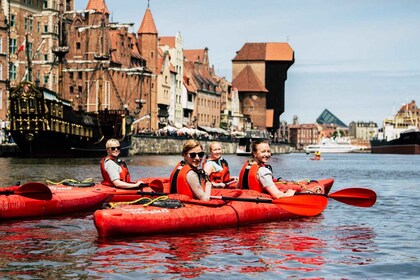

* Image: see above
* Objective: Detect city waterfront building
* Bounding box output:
[184,48,221,129]
[0,2,7,122]
[349,121,378,141]
[232,42,295,132]
[288,123,319,150]
[159,33,184,129]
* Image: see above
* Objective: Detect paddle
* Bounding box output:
[211,194,328,217]
[0,182,53,200]
[326,188,376,207]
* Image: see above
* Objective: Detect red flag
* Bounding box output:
[16,38,26,54]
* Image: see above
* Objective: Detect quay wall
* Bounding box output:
[129,135,292,155]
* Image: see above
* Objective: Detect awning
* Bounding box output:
[198,126,229,135]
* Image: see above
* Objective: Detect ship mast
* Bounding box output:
[93,15,109,112]
[51,2,69,97]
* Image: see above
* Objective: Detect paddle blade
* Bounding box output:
[149,179,164,192]
[272,195,328,217]
[15,182,53,201]
[329,188,377,207]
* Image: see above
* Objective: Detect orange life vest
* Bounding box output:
[203,157,231,183]
[169,161,206,198]
[238,160,272,193]
[100,156,131,187]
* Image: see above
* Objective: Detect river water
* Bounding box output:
[0,153,419,279]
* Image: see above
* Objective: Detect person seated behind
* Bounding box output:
[100,138,145,189]
[314,151,322,160]
[203,141,238,188]
[169,139,212,201]
[238,140,295,199]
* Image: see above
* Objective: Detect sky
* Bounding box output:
[75,0,420,127]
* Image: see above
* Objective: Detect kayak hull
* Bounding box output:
[0,185,113,219]
[93,189,315,237]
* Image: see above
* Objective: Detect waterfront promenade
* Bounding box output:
[0,135,292,157]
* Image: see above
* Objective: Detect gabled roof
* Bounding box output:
[184,49,206,64]
[232,42,294,62]
[86,0,110,14]
[232,65,268,92]
[138,8,158,34]
[316,109,347,128]
[159,36,176,48]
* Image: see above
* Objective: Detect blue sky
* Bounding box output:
[76,0,420,126]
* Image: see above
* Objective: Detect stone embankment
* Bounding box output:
[129,135,292,155]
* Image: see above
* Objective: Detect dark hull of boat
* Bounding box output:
[11,131,131,157]
[370,131,420,155]
[9,82,133,158]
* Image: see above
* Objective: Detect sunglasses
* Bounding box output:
[109,146,121,151]
[188,151,205,158]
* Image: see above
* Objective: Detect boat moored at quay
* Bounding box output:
[370,129,420,154]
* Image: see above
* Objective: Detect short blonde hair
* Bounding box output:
[106,138,120,149]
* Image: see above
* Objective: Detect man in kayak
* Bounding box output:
[169,139,212,200]
[238,140,295,199]
[100,138,146,189]
[203,141,238,188]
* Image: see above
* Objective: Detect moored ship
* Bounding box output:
[370,129,420,154]
[305,137,362,154]
[9,82,133,157]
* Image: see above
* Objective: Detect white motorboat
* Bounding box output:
[304,137,361,154]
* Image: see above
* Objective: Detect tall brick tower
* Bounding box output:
[137,6,158,131]
[232,42,294,131]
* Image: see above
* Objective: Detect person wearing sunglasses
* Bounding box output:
[100,138,146,189]
[169,139,212,200]
[238,140,295,199]
[202,141,238,188]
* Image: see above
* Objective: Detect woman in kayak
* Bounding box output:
[203,141,238,188]
[100,138,146,189]
[238,140,295,199]
[169,139,212,200]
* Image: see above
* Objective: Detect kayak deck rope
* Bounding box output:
[108,196,170,209]
[45,178,95,186]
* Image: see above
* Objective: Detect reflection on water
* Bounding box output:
[0,153,419,278]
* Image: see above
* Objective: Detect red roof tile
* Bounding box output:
[159,36,176,48]
[232,65,268,92]
[184,49,206,64]
[86,0,109,14]
[138,8,158,34]
[232,42,294,61]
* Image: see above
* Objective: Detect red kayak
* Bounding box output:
[94,188,328,237]
[0,183,114,219]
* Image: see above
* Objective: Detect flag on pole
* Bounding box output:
[16,38,26,54]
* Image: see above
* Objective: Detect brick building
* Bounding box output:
[232,42,294,132]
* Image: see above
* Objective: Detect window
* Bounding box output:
[78,72,82,79]
[44,54,48,61]
[0,90,2,109]
[43,74,49,84]
[43,0,48,8]
[70,86,73,93]
[44,25,48,33]
[9,38,17,54]
[0,37,2,53]
[10,15,16,28]
[76,42,81,50]
[10,64,17,80]
[0,64,2,80]
[69,72,73,79]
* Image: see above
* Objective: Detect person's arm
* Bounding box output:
[112,179,145,189]
[105,160,144,189]
[186,171,212,201]
[258,167,295,199]
[203,161,226,188]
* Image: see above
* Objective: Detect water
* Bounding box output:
[0,153,419,279]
